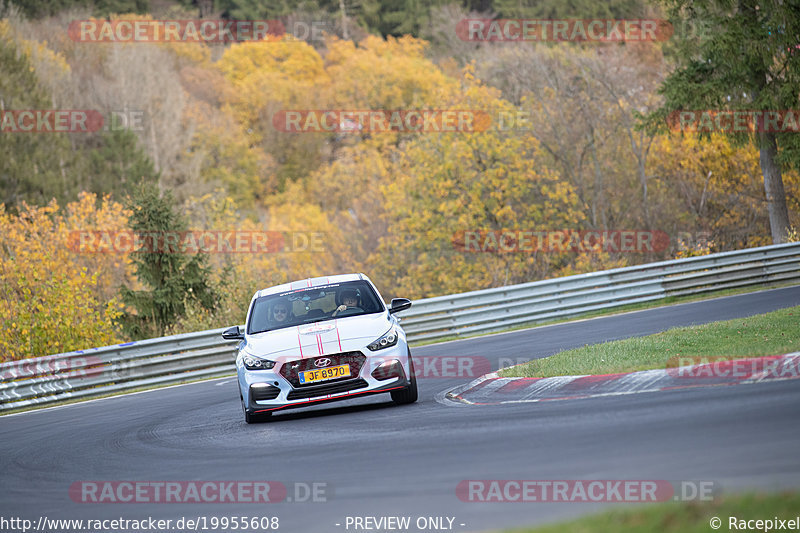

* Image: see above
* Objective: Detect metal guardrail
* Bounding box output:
[399,242,800,342]
[2,242,798,411]
[0,327,238,411]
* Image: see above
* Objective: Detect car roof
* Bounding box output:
[254,273,370,299]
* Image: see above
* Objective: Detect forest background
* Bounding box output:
[1,0,798,359]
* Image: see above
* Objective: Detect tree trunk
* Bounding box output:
[758,131,790,243]
[340,0,349,39]
[197,0,213,18]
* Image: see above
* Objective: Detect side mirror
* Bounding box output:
[389,298,412,314]
[222,326,244,340]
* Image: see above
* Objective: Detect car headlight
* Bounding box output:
[367,328,399,351]
[243,355,276,370]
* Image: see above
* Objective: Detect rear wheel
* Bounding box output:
[242,394,271,423]
[391,351,418,405]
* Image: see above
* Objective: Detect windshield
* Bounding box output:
[247,280,385,334]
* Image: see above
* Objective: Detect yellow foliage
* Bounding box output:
[369,69,586,298]
[173,190,351,332]
[556,252,628,278]
[648,132,775,251]
[0,19,71,92]
[0,194,129,361]
[3,17,797,332]
[325,35,454,110]
[185,99,277,202]
[217,39,328,132]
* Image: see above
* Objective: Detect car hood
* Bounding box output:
[244,313,392,359]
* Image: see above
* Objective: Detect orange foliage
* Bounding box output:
[0,194,130,360]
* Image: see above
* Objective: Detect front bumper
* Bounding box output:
[238,344,411,414]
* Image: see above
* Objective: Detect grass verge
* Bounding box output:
[502,491,800,533]
[499,305,799,379]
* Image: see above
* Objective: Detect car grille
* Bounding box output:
[286,379,369,400]
[250,384,281,401]
[279,351,366,388]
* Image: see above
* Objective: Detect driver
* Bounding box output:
[270,298,293,326]
[332,288,360,317]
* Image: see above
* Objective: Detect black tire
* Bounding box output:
[391,351,418,405]
[242,394,271,424]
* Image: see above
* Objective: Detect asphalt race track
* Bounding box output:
[2,286,799,532]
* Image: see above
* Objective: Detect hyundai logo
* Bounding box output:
[314,358,332,368]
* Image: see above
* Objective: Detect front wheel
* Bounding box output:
[391,351,418,405]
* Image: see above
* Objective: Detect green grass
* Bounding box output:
[499,305,800,378]
[409,281,799,348]
[502,491,800,533]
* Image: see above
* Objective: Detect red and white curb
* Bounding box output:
[445,353,800,405]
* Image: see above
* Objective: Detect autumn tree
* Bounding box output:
[652,0,800,242]
[181,64,278,207]
[171,187,353,332]
[370,69,585,298]
[0,21,76,208]
[474,43,669,233]
[6,0,149,18]
[324,35,454,111]
[648,131,800,251]
[217,38,331,188]
[490,0,650,19]
[217,34,458,190]
[305,140,391,267]
[217,0,447,38]
[0,195,127,360]
[73,38,192,192]
[1,19,161,208]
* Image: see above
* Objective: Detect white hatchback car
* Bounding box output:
[223,274,417,423]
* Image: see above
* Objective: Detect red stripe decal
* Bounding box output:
[335,319,342,351]
[253,386,406,413]
[316,334,323,355]
[297,327,304,359]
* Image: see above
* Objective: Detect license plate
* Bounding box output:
[299,364,351,384]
